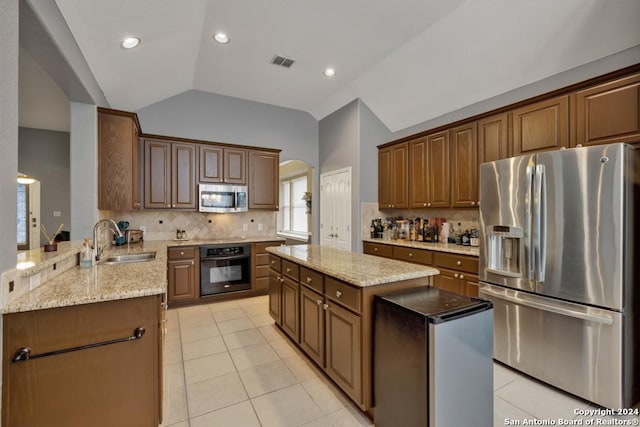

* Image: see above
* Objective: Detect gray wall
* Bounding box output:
[136,89,322,242]
[319,99,392,252]
[70,102,98,240]
[1,0,19,274]
[18,127,70,245]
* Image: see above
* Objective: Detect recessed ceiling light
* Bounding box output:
[121,37,141,49]
[323,68,336,77]
[213,32,230,44]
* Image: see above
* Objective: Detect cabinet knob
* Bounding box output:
[191,261,194,265]
[427,203,431,207]
[271,260,275,265]
[423,203,427,207]
[167,204,171,207]
[456,260,462,266]
[471,201,476,206]
[180,251,185,256]
[477,201,480,206]
[374,247,378,252]
[454,273,459,279]
[336,290,342,298]
[323,303,329,310]
[286,267,291,273]
[392,204,395,208]
[279,277,284,283]
[460,274,465,280]
[134,202,141,208]
[316,299,322,306]
[306,277,312,283]
[409,253,413,257]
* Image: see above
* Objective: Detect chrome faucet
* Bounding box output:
[93,219,123,261]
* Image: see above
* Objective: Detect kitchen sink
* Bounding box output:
[101,252,157,265]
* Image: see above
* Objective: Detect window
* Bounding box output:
[279,175,308,235]
[17,183,28,249]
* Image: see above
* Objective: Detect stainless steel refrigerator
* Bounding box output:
[478,143,639,409]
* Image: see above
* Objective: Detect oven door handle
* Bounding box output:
[201,254,250,262]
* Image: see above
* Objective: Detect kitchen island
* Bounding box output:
[266,244,439,415]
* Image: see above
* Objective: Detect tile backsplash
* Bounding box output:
[103,210,277,241]
[361,202,479,239]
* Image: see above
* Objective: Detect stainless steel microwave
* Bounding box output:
[198,184,248,213]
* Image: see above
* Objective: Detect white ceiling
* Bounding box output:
[54,0,640,132]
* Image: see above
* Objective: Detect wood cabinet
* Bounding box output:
[144,139,197,209]
[252,241,281,293]
[512,95,569,154]
[574,73,640,147]
[268,268,283,325]
[425,131,450,207]
[281,276,300,342]
[324,300,362,402]
[2,296,162,427]
[248,150,279,210]
[478,112,510,163]
[300,285,325,366]
[98,108,141,211]
[433,252,479,297]
[378,142,408,209]
[199,145,247,184]
[450,123,478,207]
[167,247,198,305]
[409,137,429,208]
[362,241,394,258]
[365,241,480,298]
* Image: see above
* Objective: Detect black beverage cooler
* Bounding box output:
[374,287,493,427]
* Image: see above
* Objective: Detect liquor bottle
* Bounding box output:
[370,220,376,238]
[409,221,416,241]
[416,218,423,242]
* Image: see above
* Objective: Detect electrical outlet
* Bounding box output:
[258,223,263,231]
[242,224,249,232]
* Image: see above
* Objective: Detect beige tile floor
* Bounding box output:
[161,295,640,427]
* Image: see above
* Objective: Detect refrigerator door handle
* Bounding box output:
[534,164,546,283]
[525,165,535,281]
[480,286,614,325]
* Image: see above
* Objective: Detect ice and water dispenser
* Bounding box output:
[485,225,523,278]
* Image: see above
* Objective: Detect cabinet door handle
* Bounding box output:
[423,203,427,207]
[286,267,291,273]
[316,299,322,306]
[454,273,459,279]
[180,251,185,256]
[336,290,342,298]
[323,303,329,310]
[191,261,194,265]
[471,201,476,206]
[271,260,275,265]
[409,253,413,258]
[12,327,146,363]
[306,277,312,283]
[456,260,462,266]
[279,277,284,283]
[374,247,378,252]
[460,274,465,280]
[427,203,431,207]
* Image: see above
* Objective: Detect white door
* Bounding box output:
[320,168,351,251]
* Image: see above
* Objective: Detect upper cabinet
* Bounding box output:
[512,95,569,155]
[98,108,141,211]
[378,143,408,209]
[478,112,509,163]
[450,123,478,208]
[248,150,279,210]
[199,146,247,184]
[377,67,640,212]
[574,73,640,147]
[144,138,197,209]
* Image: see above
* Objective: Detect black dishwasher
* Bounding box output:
[374,286,493,427]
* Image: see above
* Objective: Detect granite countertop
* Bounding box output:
[266,245,439,288]
[4,237,285,314]
[3,241,169,314]
[362,238,480,257]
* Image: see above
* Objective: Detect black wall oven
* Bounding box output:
[200,244,251,296]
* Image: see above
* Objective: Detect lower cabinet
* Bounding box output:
[252,241,281,293]
[365,241,480,298]
[324,301,362,403]
[299,285,325,366]
[281,276,300,342]
[268,254,428,413]
[2,295,162,427]
[167,247,198,305]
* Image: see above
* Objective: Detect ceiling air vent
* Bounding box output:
[270,55,295,68]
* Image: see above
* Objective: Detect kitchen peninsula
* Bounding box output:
[266,244,439,414]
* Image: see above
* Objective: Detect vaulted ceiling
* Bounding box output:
[53,0,640,132]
